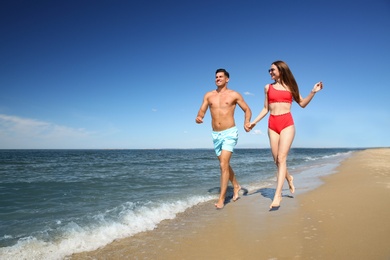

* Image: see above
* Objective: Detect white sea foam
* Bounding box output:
[304,151,353,162]
[0,195,215,260]
[0,149,358,260]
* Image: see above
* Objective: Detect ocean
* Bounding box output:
[0,148,359,259]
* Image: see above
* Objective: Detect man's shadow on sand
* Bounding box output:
[208,186,249,204]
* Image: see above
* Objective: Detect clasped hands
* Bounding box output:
[244,122,256,132]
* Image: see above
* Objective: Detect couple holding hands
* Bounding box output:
[195,60,323,209]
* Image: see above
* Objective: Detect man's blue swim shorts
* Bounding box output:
[211,126,238,156]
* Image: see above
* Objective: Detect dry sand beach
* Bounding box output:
[71,148,390,260]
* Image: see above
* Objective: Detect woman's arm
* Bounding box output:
[297,82,323,108]
[249,85,269,129]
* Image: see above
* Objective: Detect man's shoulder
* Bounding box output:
[205,89,217,96]
[227,88,239,94]
[226,89,242,97]
[205,88,240,97]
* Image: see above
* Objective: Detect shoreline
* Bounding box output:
[70,148,390,259]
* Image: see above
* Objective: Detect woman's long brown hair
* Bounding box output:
[273,60,300,103]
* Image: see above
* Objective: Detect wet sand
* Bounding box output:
[71,148,390,259]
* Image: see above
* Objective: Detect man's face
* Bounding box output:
[215,72,229,87]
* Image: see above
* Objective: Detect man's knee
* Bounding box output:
[219,160,230,171]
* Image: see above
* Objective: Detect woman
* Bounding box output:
[249,60,323,209]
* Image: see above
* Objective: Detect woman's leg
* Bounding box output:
[268,129,281,206]
[286,170,295,193]
[269,125,295,208]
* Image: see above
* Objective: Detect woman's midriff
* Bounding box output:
[268,102,291,116]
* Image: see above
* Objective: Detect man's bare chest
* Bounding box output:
[209,95,235,109]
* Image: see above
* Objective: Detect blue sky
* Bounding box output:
[1,0,389,149]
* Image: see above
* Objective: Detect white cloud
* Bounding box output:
[152,108,158,112]
[244,91,254,96]
[0,114,93,148]
[252,129,263,135]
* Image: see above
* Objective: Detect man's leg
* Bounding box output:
[228,165,241,201]
[215,149,232,209]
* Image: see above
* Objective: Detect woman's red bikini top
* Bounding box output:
[267,84,292,104]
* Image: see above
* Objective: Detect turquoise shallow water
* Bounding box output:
[0,148,358,259]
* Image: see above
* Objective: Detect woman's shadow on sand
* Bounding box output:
[249,187,294,211]
[208,186,293,210]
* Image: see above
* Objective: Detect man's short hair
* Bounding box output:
[216,68,229,78]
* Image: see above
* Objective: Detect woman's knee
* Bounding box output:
[276,153,288,165]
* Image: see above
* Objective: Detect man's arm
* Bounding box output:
[195,93,210,124]
[236,92,252,132]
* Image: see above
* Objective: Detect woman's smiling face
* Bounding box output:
[268,64,280,81]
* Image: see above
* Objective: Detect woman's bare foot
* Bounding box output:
[287,175,295,194]
[233,185,241,201]
[270,194,282,209]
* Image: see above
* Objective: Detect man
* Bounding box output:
[196,68,252,209]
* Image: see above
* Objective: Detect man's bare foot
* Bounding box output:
[215,201,224,209]
[287,175,295,194]
[270,195,282,209]
[233,185,241,201]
